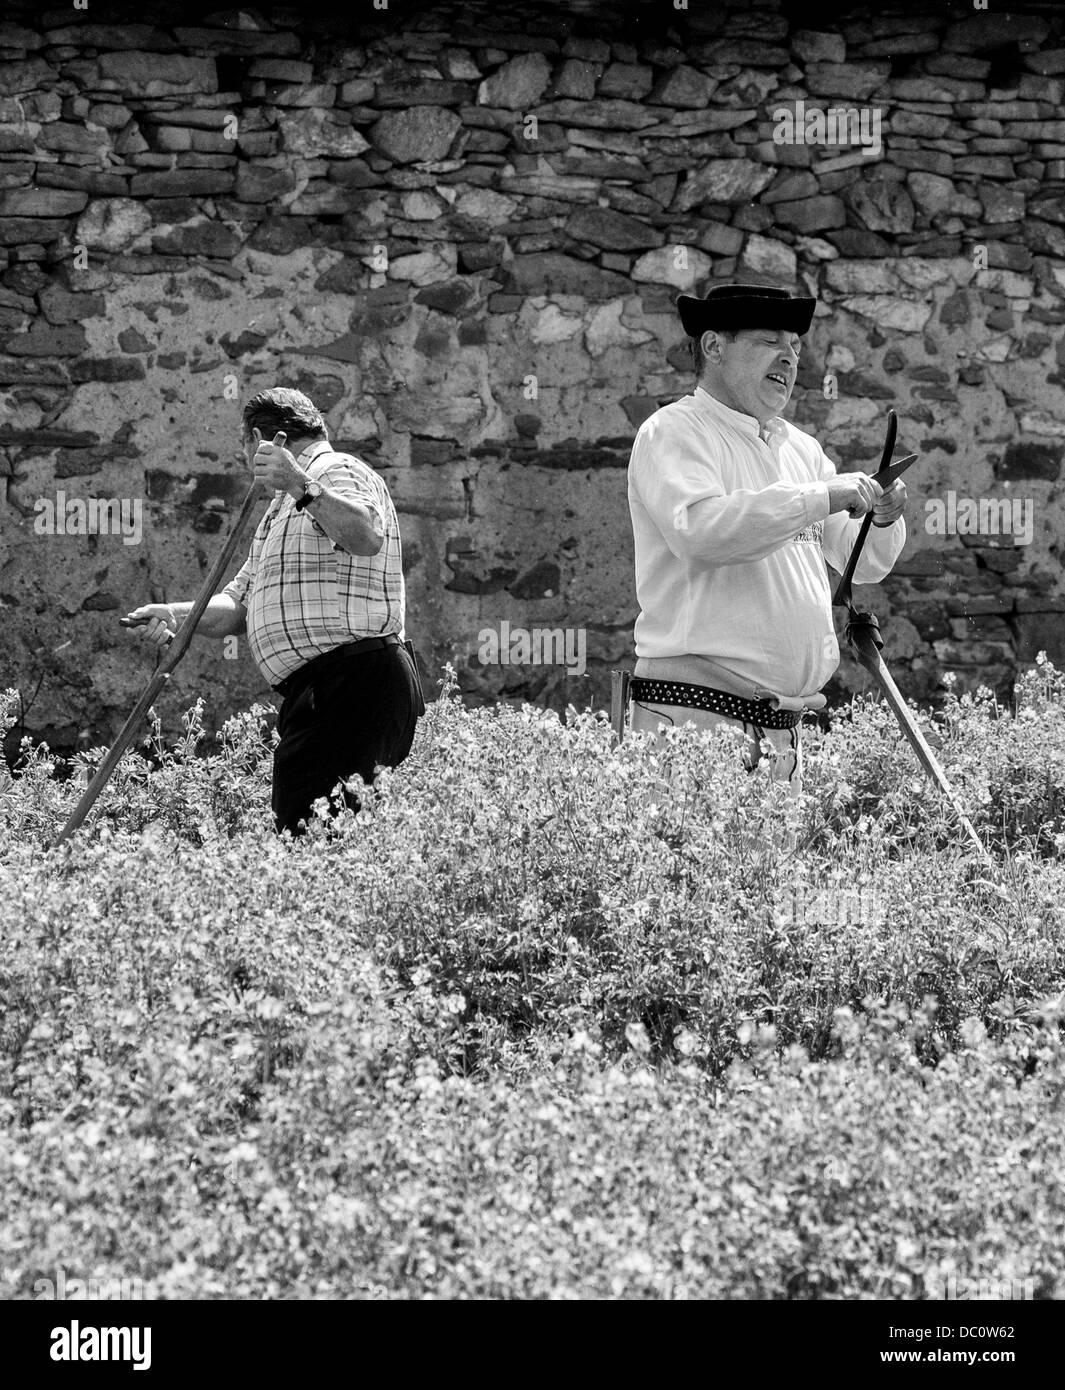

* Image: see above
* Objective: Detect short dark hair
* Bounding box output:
[242,387,326,444]
[690,327,736,378]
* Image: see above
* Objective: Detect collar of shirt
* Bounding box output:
[296,439,333,469]
[692,386,788,452]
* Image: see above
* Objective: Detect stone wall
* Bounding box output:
[1,0,1065,753]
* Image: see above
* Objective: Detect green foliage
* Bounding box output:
[1,664,1064,1298]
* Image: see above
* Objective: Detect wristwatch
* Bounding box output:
[294,479,323,512]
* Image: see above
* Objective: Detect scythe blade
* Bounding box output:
[846,610,991,866]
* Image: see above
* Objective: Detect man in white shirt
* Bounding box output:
[627,283,907,791]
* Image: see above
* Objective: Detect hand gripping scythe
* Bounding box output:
[53,480,264,846]
[832,409,990,865]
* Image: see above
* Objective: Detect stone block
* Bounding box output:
[550,59,599,101]
[152,222,244,258]
[68,357,147,383]
[738,234,796,279]
[374,79,472,108]
[251,81,336,109]
[0,218,68,248]
[804,61,889,99]
[153,127,236,155]
[648,65,714,108]
[596,62,654,101]
[498,252,630,299]
[0,188,88,217]
[844,178,915,233]
[906,172,982,219]
[129,170,235,197]
[562,38,611,63]
[695,222,744,256]
[0,59,52,96]
[673,158,774,210]
[235,163,297,202]
[477,53,552,110]
[279,109,372,159]
[706,41,790,66]
[837,295,933,333]
[995,441,1060,481]
[792,31,846,64]
[64,52,217,97]
[528,99,660,130]
[0,23,43,50]
[35,167,129,197]
[630,245,713,289]
[247,216,318,256]
[38,286,106,325]
[889,76,986,102]
[564,207,663,251]
[74,197,153,252]
[118,328,153,353]
[35,124,109,155]
[772,195,846,233]
[1,323,87,355]
[762,170,818,205]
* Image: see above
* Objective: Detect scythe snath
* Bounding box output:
[833,409,991,867]
[53,480,264,846]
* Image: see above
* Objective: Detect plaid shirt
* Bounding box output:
[223,441,405,687]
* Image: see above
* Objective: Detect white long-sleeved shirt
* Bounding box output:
[628,386,906,701]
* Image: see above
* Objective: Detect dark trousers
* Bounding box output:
[271,642,421,836]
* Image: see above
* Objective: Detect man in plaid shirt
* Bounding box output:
[126,387,422,835]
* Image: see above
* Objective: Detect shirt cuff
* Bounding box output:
[799,481,831,523]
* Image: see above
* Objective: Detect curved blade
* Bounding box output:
[873,452,918,490]
[847,612,992,866]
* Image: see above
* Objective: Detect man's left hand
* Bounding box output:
[252,428,307,497]
[872,478,907,527]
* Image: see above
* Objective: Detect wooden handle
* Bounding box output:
[54,481,264,845]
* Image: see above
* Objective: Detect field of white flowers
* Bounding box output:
[1,662,1063,1298]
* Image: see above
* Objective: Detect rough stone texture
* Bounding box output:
[0,0,1064,750]
[477,52,552,109]
[369,107,462,163]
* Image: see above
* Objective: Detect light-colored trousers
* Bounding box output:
[629,698,804,796]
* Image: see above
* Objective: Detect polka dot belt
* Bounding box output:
[628,678,803,730]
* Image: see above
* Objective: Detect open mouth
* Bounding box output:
[766,372,789,389]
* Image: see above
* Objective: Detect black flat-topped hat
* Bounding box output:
[677,283,816,337]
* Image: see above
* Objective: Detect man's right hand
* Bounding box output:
[825,473,884,518]
[125,604,177,647]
